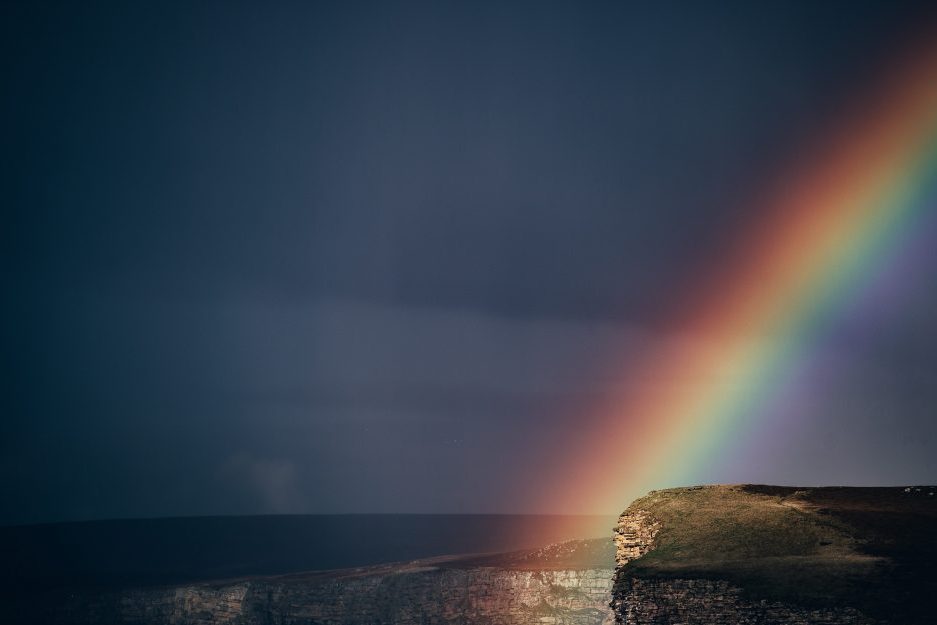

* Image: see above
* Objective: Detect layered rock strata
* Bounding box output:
[612,510,660,564]
[18,548,616,625]
[614,578,875,625]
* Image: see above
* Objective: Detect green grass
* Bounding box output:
[616,484,937,620]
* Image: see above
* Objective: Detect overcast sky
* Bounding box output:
[4,0,937,524]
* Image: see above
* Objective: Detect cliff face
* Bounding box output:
[614,578,873,625]
[22,549,615,625]
[612,510,660,564]
[610,485,937,625]
[114,568,612,625]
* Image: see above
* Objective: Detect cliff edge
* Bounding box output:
[611,484,937,624]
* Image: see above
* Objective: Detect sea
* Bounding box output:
[0,514,615,590]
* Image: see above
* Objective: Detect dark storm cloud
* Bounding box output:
[8,1,913,317]
[4,0,937,523]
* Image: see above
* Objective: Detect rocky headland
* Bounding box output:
[612,484,937,624]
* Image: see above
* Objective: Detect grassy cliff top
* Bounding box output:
[618,484,937,617]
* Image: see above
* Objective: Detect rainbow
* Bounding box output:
[543,35,937,526]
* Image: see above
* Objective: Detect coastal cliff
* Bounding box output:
[10,540,616,625]
[59,567,613,625]
[611,485,937,625]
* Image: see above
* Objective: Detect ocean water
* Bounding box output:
[0,514,615,590]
